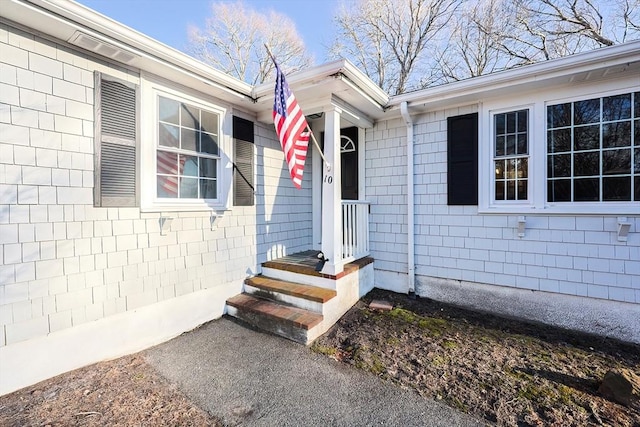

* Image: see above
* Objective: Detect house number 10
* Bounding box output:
[324,175,333,184]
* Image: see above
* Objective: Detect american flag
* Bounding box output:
[272,63,310,189]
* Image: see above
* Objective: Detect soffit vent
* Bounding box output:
[68,31,139,64]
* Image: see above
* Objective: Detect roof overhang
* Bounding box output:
[1,0,390,125]
[389,40,640,116]
[1,0,256,107]
[252,59,389,125]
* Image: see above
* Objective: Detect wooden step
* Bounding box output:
[245,276,336,303]
[227,294,323,331]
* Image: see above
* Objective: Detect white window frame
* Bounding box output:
[546,90,639,208]
[479,77,639,215]
[491,107,532,205]
[480,103,537,213]
[140,74,232,212]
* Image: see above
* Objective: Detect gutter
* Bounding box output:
[400,102,415,296]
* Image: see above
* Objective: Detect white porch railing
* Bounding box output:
[341,200,370,263]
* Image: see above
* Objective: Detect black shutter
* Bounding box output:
[447,113,478,205]
[233,116,254,206]
[94,73,139,207]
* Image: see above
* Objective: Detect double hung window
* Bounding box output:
[494,110,529,201]
[156,96,219,200]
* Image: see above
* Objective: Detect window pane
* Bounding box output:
[157,177,178,198]
[180,156,197,177]
[180,177,198,198]
[548,129,571,153]
[200,179,217,199]
[506,181,516,200]
[603,176,631,201]
[635,120,639,146]
[517,110,528,132]
[201,110,218,134]
[181,104,199,130]
[495,160,505,179]
[506,158,516,178]
[548,154,571,178]
[157,150,178,175]
[506,135,516,155]
[574,125,599,151]
[548,179,571,202]
[574,98,600,125]
[517,180,527,200]
[574,152,599,176]
[199,158,217,178]
[518,158,528,178]
[603,94,631,121]
[574,178,599,201]
[495,181,504,200]
[159,97,179,124]
[635,176,640,201]
[159,123,179,148]
[181,128,198,152]
[635,92,639,118]
[603,121,631,148]
[548,103,571,128]
[495,114,505,134]
[635,148,640,173]
[200,132,219,155]
[506,112,516,133]
[517,134,527,154]
[603,149,631,175]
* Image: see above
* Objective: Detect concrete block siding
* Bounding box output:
[0,22,312,347]
[366,104,640,304]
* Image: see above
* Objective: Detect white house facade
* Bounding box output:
[1,0,638,395]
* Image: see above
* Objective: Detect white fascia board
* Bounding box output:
[390,40,640,111]
[253,59,389,108]
[16,0,253,99]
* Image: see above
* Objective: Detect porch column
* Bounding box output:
[320,106,343,275]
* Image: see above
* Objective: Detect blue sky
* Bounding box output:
[77,0,338,63]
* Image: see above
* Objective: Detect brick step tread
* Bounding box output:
[227,294,323,330]
[245,276,336,303]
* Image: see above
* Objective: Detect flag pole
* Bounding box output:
[265,44,331,172]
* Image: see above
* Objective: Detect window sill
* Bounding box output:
[479,202,639,216]
[140,200,230,214]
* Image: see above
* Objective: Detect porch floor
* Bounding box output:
[263,250,374,280]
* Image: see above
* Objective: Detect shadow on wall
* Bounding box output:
[254,125,314,269]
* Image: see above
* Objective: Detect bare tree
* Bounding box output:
[331,0,460,95]
[187,1,313,85]
[490,0,638,66]
[435,0,513,83]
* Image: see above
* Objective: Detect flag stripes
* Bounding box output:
[272,63,310,189]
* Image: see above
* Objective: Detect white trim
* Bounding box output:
[478,76,640,215]
[391,40,640,110]
[0,283,242,396]
[140,74,232,212]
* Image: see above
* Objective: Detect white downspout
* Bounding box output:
[400,102,415,295]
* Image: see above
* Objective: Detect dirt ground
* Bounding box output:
[1,288,638,426]
[313,289,640,426]
[0,354,221,427]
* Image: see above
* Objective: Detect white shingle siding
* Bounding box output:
[0,22,312,347]
[367,103,639,304]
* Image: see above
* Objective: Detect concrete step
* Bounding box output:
[244,276,337,313]
[226,294,323,345]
